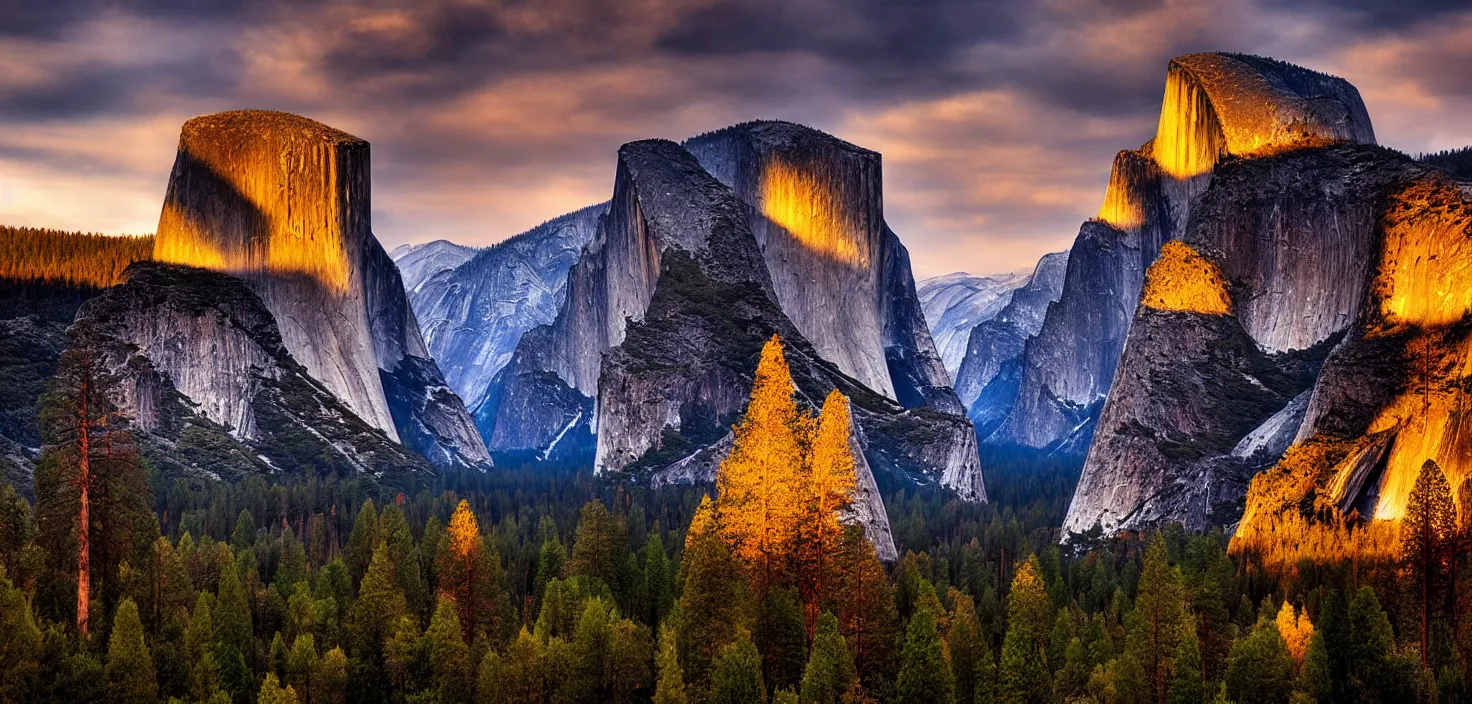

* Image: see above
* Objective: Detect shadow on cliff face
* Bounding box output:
[158,148,271,259]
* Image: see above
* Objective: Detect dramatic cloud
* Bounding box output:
[1,0,1469,276]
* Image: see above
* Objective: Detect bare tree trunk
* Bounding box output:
[76,357,91,637]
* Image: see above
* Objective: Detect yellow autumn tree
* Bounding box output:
[797,389,859,633]
[1275,602,1315,669]
[717,335,809,594]
[437,499,501,642]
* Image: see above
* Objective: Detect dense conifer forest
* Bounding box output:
[0,314,1464,704]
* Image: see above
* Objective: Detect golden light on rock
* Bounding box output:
[152,111,363,295]
[759,158,866,268]
[1151,66,1225,180]
[1140,241,1232,315]
[1096,150,1151,230]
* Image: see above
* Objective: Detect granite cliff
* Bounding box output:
[981,53,1376,453]
[72,262,432,482]
[1064,144,1430,538]
[952,251,1068,415]
[480,125,983,505]
[390,240,478,294]
[918,270,1032,376]
[151,110,489,470]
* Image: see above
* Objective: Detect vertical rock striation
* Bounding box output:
[985,53,1376,453]
[152,110,488,469]
[1233,168,1472,562]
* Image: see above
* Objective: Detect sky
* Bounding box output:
[2,0,1470,279]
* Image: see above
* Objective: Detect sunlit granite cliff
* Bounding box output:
[1065,141,1436,539]
[1232,162,1472,562]
[151,110,489,469]
[480,127,983,503]
[981,53,1376,453]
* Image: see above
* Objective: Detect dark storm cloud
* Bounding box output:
[1,0,1470,275]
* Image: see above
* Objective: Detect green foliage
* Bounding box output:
[1225,621,1293,704]
[800,613,855,704]
[711,632,766,704]
[896,598,954,704]
[106,598,159,704]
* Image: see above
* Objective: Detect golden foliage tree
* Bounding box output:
[438,499,501,643]
[1274,602,1314,669]
[717,336,809,594]
[797,389,858,634]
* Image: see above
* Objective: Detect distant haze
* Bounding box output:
[1,0,1470,277]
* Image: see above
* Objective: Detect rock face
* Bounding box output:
[1064,145,1423,538]
[1233,166,1472,560]
[151,110,489,469]
[74,262,432,481]
[482,126,983,503]
[390,240,478,294]
[985,53,1376,453]
[916,270,1031,376]
[406,204,604,420]
[952,251,1068,411]
[683,122,956,409]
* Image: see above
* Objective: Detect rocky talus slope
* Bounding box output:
[151,110,488,469]
[980,53,1377,454]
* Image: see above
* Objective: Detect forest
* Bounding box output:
[0,329,1464,704]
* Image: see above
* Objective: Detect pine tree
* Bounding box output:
[717,336,807,594]
[607,615,653,704]
[352,541,409,693]
[798,390,857,634]
[569,499,627,593]
[216,555,252,658]
[438,500,503,644]
[36,328,153,637]
[1128,536,1185,704]
[834,525,899,695]
[0,565,41,700]
[679,496,748,689]
[1402,459,1456,666]
[757,587,808,693]
[1224,619,1293,704]
[257,673,299,704]
[231,509,256,550]
[947,590,986,704]
[344,499,379,585]
[644,533,674,627]
[380,505,429,620]
[274,528,308,601]
[654,622,689,704]
[422,597,474,703]
[106,598,159,704]
[313,647,348,704]
[535,530,567,606]
[998,557,1051,704]
[284,634,317,699]
[1170,613,1206,704]
[711,632,766,704]
[800,612,856,704]
[1273,603,1314,671]
[896,599,954,704]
